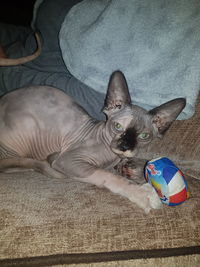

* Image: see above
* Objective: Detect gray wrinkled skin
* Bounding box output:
[0,71,186,213]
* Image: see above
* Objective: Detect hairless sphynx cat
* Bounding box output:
[0,71,186,213]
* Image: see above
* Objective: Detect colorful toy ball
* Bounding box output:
[145,157,190,206]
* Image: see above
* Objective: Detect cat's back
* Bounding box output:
[0,85,89,119]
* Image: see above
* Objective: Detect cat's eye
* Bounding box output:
[138,132,150,140]
[114,122,124,132]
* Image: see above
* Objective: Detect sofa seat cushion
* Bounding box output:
[0,171,199,265]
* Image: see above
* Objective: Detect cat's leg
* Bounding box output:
[75,168,161,213]
[0,158,65,178]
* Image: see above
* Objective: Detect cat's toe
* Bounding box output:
[142,183,162,210]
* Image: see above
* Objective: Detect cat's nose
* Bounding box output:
[120,143,130,151]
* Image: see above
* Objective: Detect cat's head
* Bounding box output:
[103,71,186,158]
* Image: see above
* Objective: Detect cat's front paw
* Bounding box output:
[115,158,146,184]
[140,183,162,213]
[130,183,162,213]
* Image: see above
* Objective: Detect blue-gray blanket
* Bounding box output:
[0,0,200,120]
[60,0,200,119]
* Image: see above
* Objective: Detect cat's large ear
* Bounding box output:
[103,71,131,116]
[149,98,186,135]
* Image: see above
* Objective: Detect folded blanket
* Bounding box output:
[60,0,200,119]
[0,1,107,121]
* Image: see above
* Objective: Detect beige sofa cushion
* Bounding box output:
[0,171,199,265]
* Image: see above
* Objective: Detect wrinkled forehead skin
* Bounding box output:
[109,106,133,124]
[130,105,153,131]
[108,105,152,132]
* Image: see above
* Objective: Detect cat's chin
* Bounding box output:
[111,148,137,158]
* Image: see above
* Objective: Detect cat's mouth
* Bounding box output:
[111,147,138,158]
